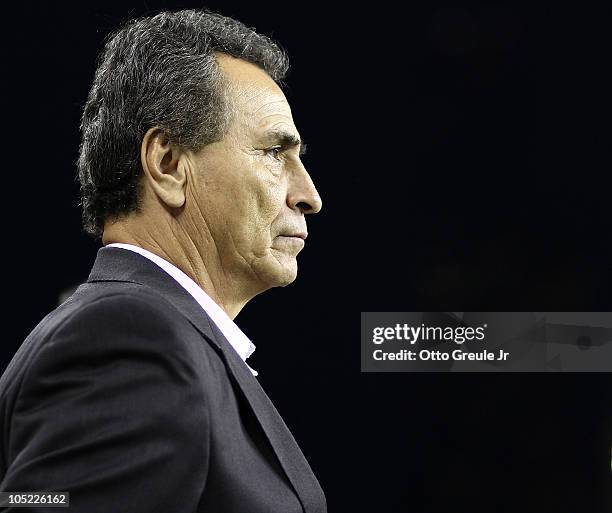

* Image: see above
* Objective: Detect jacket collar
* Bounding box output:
[87,246,227,356]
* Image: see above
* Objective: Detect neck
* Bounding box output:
[102,221,251,319]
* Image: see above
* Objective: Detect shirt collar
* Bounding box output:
[105,243,258,376]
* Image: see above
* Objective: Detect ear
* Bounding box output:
[140,127,187,209]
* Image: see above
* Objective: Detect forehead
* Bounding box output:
[215,53,295,132]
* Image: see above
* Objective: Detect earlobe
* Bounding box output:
[140,127,187,209]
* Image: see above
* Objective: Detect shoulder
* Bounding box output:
[8,284,212,420]
[0,288,213,492]
[44,283,204,365]
[1,283,208,401]
[45,280,195,339]
[57,282,181,329]
[53,285,183,338]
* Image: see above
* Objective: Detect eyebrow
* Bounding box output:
[264,129,307,156]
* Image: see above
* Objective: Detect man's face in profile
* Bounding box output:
[186,54,322,294]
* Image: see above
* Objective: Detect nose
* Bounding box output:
[287,161,323,214]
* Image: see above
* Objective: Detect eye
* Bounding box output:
[264,146,283,160]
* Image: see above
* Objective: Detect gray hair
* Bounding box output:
[78,9,289,237]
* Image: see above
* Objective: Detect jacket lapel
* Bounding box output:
[87,247,326,513]
[204,317,326,513]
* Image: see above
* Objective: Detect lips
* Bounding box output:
[277,231,307,240]
[273,232,307,250]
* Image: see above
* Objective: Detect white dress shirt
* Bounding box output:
[106,243,258,376]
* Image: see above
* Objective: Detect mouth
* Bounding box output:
[278,231,308,240]
[273,232,307,250]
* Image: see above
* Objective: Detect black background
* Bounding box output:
[2,2,611,512]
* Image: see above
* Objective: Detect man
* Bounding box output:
[0,9,325,513]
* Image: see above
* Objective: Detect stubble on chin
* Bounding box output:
[251,249,298,289]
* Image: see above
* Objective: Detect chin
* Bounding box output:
[270,260,298,287]
[276,267,298,287]
[255,253,298,288]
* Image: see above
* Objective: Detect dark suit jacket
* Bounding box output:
[0,247,326,513]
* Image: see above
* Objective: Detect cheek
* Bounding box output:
[201,152,287,249]
[213,179,284,257]
[258,189,285,224]
[248,175,287,232]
